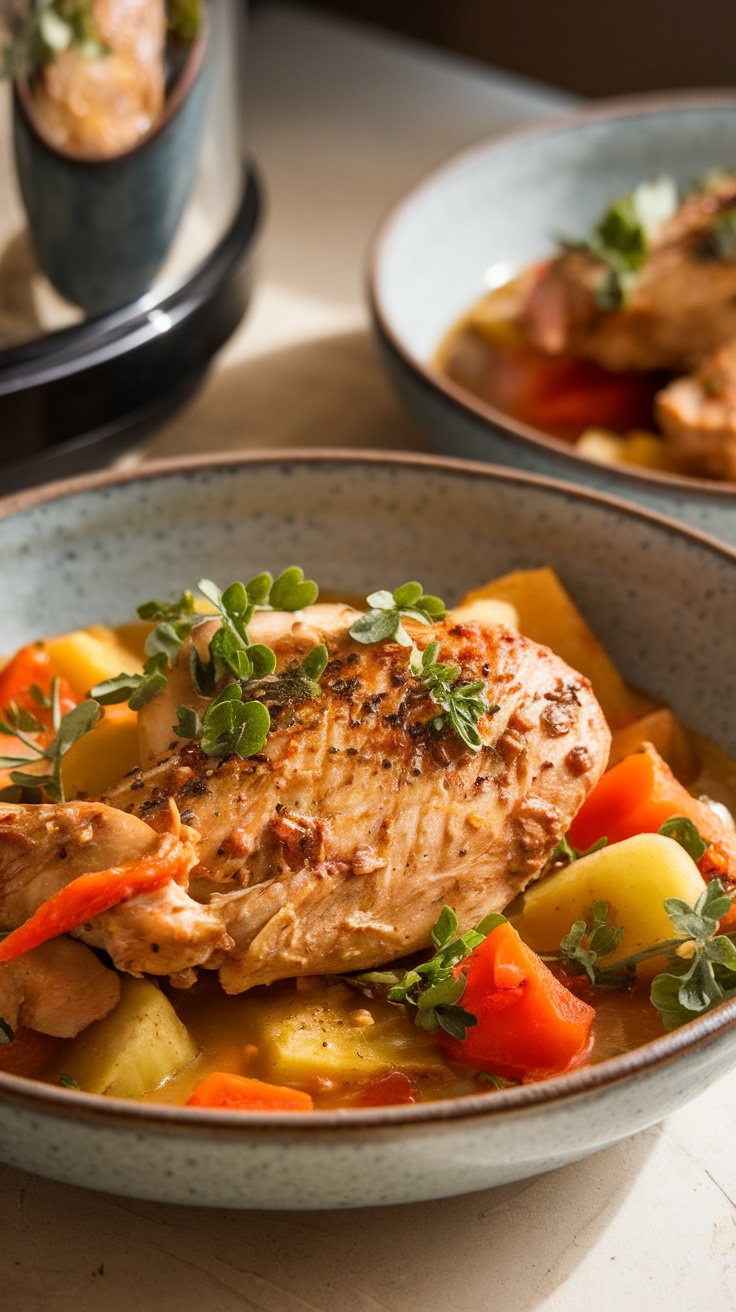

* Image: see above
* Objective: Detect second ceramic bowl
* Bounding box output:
[370,92,736,545]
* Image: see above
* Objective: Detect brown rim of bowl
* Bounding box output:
[368,87,736,502]
[13,29,207,166]
[1,446,735,1134]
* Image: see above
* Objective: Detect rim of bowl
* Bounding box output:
[368,87,736,502]
[1,446,736,1137]
[14,29,207,166]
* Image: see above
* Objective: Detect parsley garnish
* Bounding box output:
[560,176,678,310]
[0,1018,14,1045]
[349,582,446,648]
[411,640,494,753]
[658,816,707,862]
[351,905,506,1040]
[0,679,102,803]
[58,1073,80,1090]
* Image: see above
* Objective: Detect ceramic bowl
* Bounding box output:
[1,450,735,1210]
[370,92,736,545]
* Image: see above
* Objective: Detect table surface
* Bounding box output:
[3,6,736,1308]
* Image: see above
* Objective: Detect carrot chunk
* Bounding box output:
[0,644,78,724]
[186,1072,314,1112]
[0,644,80,789]
[568,745,736,886]
[441,921,594,1081]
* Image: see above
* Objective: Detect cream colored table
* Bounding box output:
[2,7,735,1308]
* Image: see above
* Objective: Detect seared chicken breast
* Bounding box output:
[100,609,611,991]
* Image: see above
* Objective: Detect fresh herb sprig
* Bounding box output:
[350,905,506,1040]
[92,568,319,709]
[349,581,446,648]
[559,900,625,984]
[560,176,678,310]
[551,880,736,1030]
[411,640,494,753]
[0,678,102,803]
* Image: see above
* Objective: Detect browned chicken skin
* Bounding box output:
[101,610,611,991]
[525,178,736,374]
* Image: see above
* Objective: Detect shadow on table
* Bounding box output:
[0,1126,657,1311]
[139,328,429,460]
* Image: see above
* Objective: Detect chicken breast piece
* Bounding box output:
[525,178,736,373]
[656,338,736,480]
[104,614,611,991]
[0,801,230,980]
[0,938,120,1039]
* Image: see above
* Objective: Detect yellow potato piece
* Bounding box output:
[63,977,198,1098]
[510,833,706,976]
[461,567,653,728]
[252,991,448,1086]
[62,703,140,798]
[43,626,143,699]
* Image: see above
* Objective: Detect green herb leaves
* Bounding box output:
[651,879,736,1030]
[560,176,678,310]
[92,568,321,762]
[0,680,102,803]
[559,901,624,984]
[0,1018,14,1045]
[349,582,445,647]
[658,816,707,862]
[348,584,491,753]
[353,905,506,1041]
[175,684,271,759]
[411,640,493,753]
[553,876,736,1031]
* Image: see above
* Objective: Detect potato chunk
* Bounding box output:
[62,977,197,1097]
[462,567,653,728]
[510,833,706,975]
[251,986,448,1086]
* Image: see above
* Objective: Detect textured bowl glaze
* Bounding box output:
[370,92,736,545]
[0,450,735,1209]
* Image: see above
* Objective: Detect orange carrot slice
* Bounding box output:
[441,921,595,1081]
[186,1073,314,1112]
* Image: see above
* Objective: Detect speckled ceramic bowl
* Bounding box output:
[0,450,735,1209]
[370,92,736,545]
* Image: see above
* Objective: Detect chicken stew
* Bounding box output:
[437,174,736,481]
[1,566,735,1111]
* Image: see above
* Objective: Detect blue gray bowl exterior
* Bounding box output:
[370,94,736,545]
[13,38,208,318]
[0,451,735,1208]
